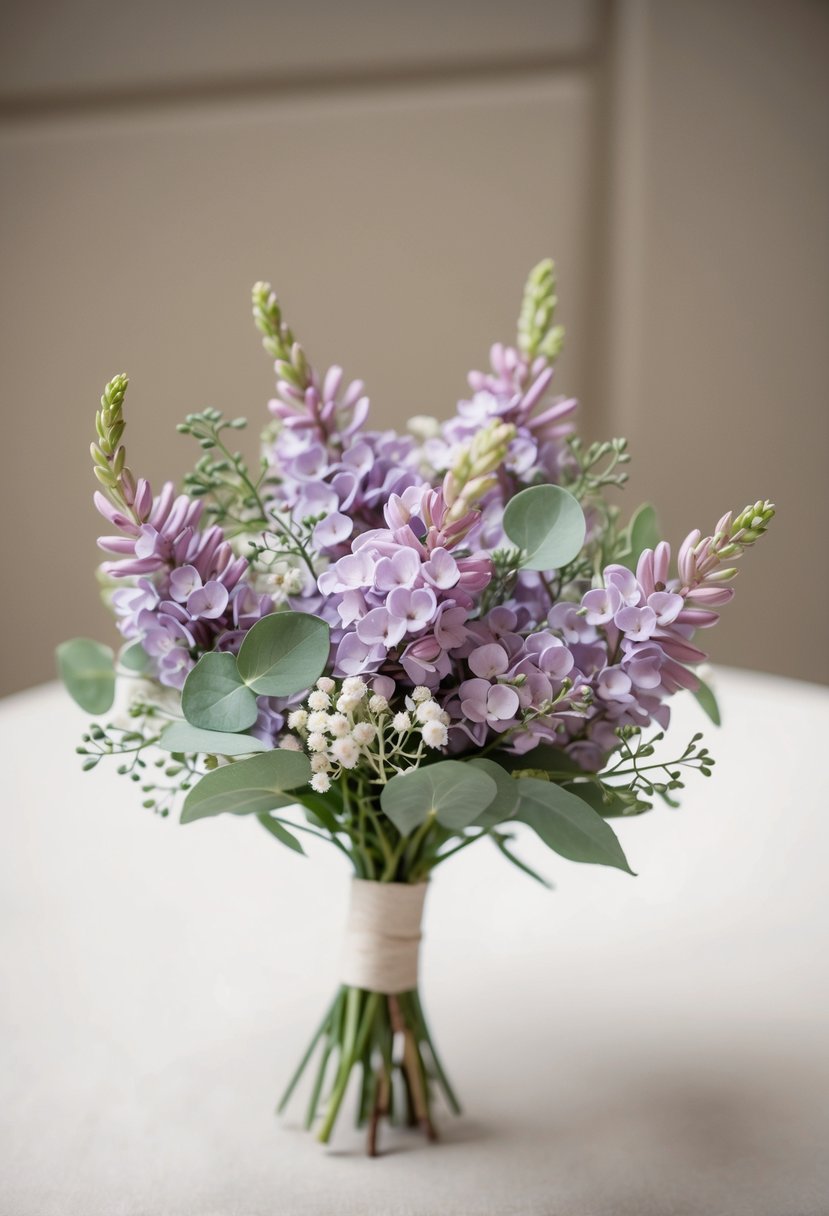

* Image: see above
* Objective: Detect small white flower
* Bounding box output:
[307,731,328,753]
[310,753,331,773]
[316,677,336,694]
[421,721,448,748]
[337,694,362,713]
[352,722,376,745]
[342,677,367,699]
[412,685,432,703]
[415,699,443,723]
[307,689,330,711]
[327,713,350,738]
[331,737,360,768]
[368,693,389,714]
[307,710,330,734]
[393,712,412,733]
[279,734,302,751]
[287,709,308,731]
[310,772,331,793]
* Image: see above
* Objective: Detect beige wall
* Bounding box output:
[1,0,827,696]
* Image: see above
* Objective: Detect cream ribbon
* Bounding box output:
[340,878,428,994]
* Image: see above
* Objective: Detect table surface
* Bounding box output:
[2,669,828,1216]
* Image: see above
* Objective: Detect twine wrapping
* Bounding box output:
[340,878,428,994]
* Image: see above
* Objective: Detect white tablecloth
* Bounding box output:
[2,670,828,1215]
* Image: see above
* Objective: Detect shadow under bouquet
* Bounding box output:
[58,261,773,1153]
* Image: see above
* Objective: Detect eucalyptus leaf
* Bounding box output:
[380,761,496,836]
[468,758,520,827]
[118,640,151,674]
[181,652,258,732]
[562,780,630,819]
[257,813,306,855]
[159,721,269,756]
[56,638,116,714]
[237,612,330,697]
[515,777,635,874]
[619,502,661,570]
[502,484,586,572]
[692,677,721,726]
[181,749,311,823]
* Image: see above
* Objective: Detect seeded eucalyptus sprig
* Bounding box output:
[178,407,269,533]
[517,258,565,363]
[604,727,715,811]
[252,281,312,393]
[90,373,148,521]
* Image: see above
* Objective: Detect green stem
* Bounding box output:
[407,990,461,1115]
[317,989,381,1143]
[277,988,340,1114]
[429,829,488,870]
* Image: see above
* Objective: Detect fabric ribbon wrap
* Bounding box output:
[340,878,428,995]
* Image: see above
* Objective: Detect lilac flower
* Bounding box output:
[96,480,270,687]
[459,678,520,727]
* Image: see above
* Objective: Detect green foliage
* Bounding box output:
[380,761,497,836]
[237,612,330,696]
[561,780,631,818]
[118,640,151,673]
[74,716,196,818]
[604,726,715,810]
[56,638,116,714]
[618,502,661,571]
[692,678,721,726]
[181,651,259,732]
[502,484,586,572]
[467,758,520,827]
[181,612,330,731]
[180,750,311,823]
[514,778,634,874]
[178,408,266,533]
[257,814,306,854]
[159,721,269,756]
[494,744,584,780]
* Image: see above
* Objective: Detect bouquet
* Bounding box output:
[58,261,773,1153]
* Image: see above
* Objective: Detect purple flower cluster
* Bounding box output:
[419,343,578,549]
[266,363,425,552]
[439,540,730,770]
[317,483,492,687]
[92,277,759,771]
[97,481,270,687]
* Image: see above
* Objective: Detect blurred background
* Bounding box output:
[1,0,827,697]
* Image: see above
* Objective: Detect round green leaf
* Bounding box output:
[380,761,497,836]
[56,638,115,714]
[181,651,258,732]
[503,484,586,571]
[468,758,520,827]
[237,612,330,697]
[159,721,269,756]
[117,640,151,673]
[181,750,311,823]
[515,777,634,874]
